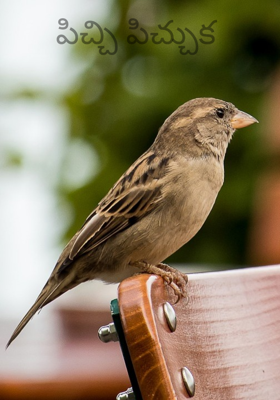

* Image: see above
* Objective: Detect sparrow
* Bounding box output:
[7,97,258,347]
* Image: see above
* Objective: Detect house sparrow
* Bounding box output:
[7,97,258,347]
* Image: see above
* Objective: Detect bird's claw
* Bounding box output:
[132,261,188,303]
[157,263,188,303]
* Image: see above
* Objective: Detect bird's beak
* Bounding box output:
[231,110,259,129]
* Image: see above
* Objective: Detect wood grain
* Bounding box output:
[118,265,280,400]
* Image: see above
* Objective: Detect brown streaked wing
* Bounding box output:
[99,186,161,217]
[69,183,162,259]
[69,213,107,259]
[67,149,169,261]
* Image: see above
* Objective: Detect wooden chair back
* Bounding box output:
[117,265,280,399]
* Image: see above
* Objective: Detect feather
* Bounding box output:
[6,280,63,348]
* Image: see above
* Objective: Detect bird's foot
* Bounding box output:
[131,261,188,303]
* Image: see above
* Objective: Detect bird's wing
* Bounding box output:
[62,151,169,265]
[70,185,162,259]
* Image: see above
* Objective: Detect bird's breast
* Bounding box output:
[144,156,224,261]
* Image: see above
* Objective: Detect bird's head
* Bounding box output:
[156,97,258,160]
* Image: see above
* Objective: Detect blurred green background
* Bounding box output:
[4,0,280,271]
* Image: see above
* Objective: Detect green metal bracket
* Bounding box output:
[110,299,143,400]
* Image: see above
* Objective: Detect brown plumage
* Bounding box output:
[7,97,258,347]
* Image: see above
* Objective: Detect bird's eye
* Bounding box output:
[216,108,225,118]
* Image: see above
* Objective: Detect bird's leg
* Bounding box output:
[157,262,188,290]
[131,261,188,302]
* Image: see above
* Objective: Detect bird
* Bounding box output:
[7,97,258,347]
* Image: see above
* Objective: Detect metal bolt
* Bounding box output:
[181,367,195,397]
[116,387,135,400]
[163,302,177,332]
[98,322,119,343]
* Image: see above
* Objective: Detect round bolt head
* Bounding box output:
[163,302,177,332]
[98,322,118,343]
[181,367,195,397]
[116,387,135,400]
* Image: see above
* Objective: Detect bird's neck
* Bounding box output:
[203,140,228,162]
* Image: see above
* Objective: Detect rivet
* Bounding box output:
[98,322,119,343]
[181,367,195,397]
[116,387,135,400]
[163,302,177,332]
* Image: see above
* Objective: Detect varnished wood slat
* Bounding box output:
[118,266,280,400]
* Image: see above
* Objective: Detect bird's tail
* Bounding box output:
[6,279,64,348]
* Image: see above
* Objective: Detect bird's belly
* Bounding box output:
[142,195,217,262]
[126,178,219,265]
